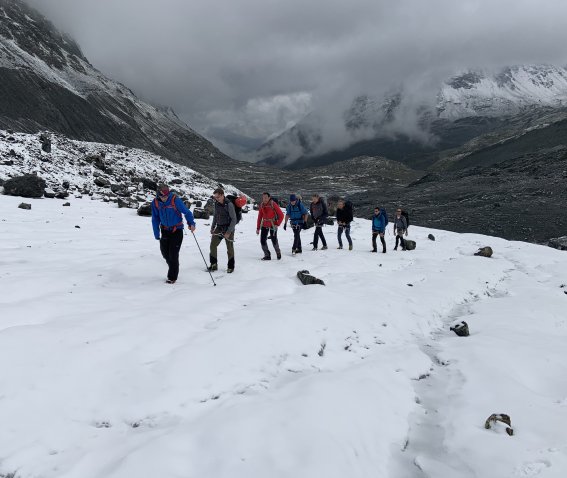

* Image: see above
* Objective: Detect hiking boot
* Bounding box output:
[207,263,218,271]
[311,247,318,251]
[276,252,281,260]
[321,245,328,250]
[227,268,234,273]
[296,250,302,254]
[337,246,343,249]
[393,247,398,251]
[261,256,271,261]
[382,249,387,254]
[349,245,353,251]
[165,279,176,284]
[371,249,377,253]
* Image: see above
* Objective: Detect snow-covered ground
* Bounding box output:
[1,195,566,478]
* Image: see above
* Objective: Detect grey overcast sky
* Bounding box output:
[29,0,567,156]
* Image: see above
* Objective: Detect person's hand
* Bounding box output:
[256,229,260,235]
[189,225,196,232]
[405,231,408,236]
[155,236,160,241]
[283,223,287,231]
[210,229,214,235]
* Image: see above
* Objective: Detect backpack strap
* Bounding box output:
[158,194,184,233]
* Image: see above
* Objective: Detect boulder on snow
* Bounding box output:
[55,190,69,199]
[405,240,417,250]
[94,177,110,187]
[297,270,325,286]
[170,178,183,185]
[548,236,567,251]
[43,188,56,198]
[475,246,493,258]
[110,184,129,196]
[193,208,210,220]
[18,202,32,210]
[117,198,137,209]
[195,200,202,208]
[428,234,436,241]
[63,202,71,207]
[4,174,46,198]
[133,177,158,191]
[137,202,152,216]
[450,321,469,337]
[484,413,514,436]
[39,133,52,153]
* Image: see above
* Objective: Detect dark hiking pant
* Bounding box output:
[313,225,327,248]
[210,226,235,269]
[395,233,406,250]
[160,229,183,281]
[260,227,281,258]
[372,232,386,252]
[291,224,303,252]
[337,225,352,248]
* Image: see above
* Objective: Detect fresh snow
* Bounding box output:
[1,194,566,478]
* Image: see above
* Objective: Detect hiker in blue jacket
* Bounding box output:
[151,184,196,284]
[283,193,308,255]
[372,207,387,253]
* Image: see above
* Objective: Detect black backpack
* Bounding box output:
[226,194,243,224]
[401,210,410,227]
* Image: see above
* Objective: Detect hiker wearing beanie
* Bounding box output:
[151,184,196,284]
[372,207,388,253]
[393,207,408,251]
[256,192,284,260]
[209,188,237,273]
[284,193,308,255]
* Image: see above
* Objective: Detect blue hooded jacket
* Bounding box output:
[372,212,386,232]
[151,193,195,239]
[286,200,308,225]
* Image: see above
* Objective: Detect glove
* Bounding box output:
[283,223,287,231]
[155,236,160,241]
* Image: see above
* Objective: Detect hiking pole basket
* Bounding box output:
[191,231,216,286]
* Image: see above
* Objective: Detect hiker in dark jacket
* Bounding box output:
[256,192,284,260]
[209,188,237,273]
[151,184,196,284]
[393,207,408,251]
[336,199,353,250]
[372,207,387,253]
[309,193,328,250]
[284,193,308,255]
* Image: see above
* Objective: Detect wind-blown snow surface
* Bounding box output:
[0,195,566,478]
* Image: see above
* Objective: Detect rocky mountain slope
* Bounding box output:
[0,0,235,174]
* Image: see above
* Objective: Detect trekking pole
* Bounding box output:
[191,230,216,287]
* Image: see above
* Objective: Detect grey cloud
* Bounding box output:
[28,0,567,158]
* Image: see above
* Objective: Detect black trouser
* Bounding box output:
[160,228,183,281]
[210,226,235,269]
[338,224,352,248]
[291,224,303,252]
[372,231,386,252]
[395,233,406,250]
[260,226,280,258]
[313,225,327,248]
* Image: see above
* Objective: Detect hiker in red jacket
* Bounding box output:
[256,192,284,260]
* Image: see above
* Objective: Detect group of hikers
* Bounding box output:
[151,184,409,284]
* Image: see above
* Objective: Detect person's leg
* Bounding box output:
[167,229,183,281]
[160,230,170,264]
[226,232,235,269]
[320,227,327,248]
[400,233,407,250]
[260,227,271,258]
[313,226,319,249]
[294,226,302,252]
[337,226,343,248]
[345,225,352,247]
[372,232,377,252]
[209,230,222,266]
[270,228,281,258]
[394,234,400,250]
[380,233,386,253]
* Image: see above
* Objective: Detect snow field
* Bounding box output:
[0,195,566,478]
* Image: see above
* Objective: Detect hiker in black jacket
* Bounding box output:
[309,194,328,250]
[336,199,353,250]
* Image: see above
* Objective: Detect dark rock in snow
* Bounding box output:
[450,321,470,337]
[94,177,110,187]
[170,178,183,185]
[55,191,69,199]
[484,413,514,436]
[474,246,493,258]
[2,160,14,166]
[62,181,70,189]
[63,202,71,206]
[193,208,210,220]
[18,202,32,210]
[4,174,46,198]
[548,236,567,251]
[133,177,158,191]
[405,240,417,250]
[428,234,436,241]
[117,198,137,209]
[43,189,56,198]
[110,184,129,196]
[137,203,152,216]
[297,270,325,286]
[39,133,52,153]
[195,200,202,208]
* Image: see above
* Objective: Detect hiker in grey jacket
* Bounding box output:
[209,188,237,272]
[309,193,328,250]
[393,207,407,251]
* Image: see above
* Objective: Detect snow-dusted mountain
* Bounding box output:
[0,0,230,171]
[256,65,567,168]
[0,129,244,206]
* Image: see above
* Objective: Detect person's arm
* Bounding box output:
[210,202,217,233]
[274,203,284,226]
[256,207,263,232]
[175,197,196,229]
[227,202,237,234]
[151,201,160,240]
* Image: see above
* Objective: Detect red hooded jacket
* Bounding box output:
[257,199,284,229]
